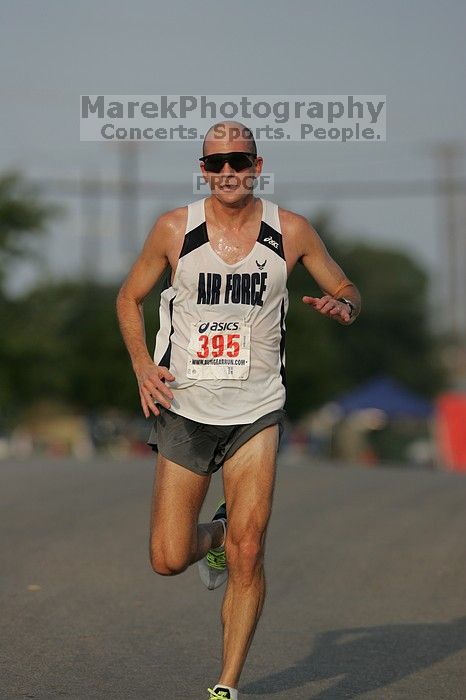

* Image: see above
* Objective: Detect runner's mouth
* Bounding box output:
[219,182,240,191]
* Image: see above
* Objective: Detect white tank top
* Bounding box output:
[153,197,288,425]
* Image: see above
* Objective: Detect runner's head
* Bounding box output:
[200,121,262,205]
[202,121,257,157]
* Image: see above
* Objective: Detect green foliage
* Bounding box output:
[0,176,447,424]
[285,261,346,418]
[0,171,59,291]
[2,234,443,424]
[0,281,161,425]
[284,229,446,418]
[328,240,445,393]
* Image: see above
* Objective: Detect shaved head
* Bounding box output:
[202,120,257,156]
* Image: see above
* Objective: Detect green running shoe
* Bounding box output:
[198,499,227,590]
[207,686,232,698]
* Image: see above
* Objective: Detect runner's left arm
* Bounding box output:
[292,215,361,325]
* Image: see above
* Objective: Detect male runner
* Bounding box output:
[116,120,361,699]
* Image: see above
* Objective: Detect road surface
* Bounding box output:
[1,454,466,699]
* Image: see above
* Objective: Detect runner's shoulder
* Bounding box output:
[278,206,316,239]
[154,206,188,237]
[145,206,188,257]
[277,206,321,262]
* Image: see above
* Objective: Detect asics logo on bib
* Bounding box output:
[198,321,240,333]
[197,272,267,306]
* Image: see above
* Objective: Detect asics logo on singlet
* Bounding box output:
[263,235,279,249]
[198,321,240,333]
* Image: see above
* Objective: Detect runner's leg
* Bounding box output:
[217,424,279,688]
[149,453,225,575]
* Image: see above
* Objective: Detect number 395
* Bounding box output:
[197,333,240,359]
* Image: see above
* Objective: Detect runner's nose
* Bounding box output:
[219,162,235,174]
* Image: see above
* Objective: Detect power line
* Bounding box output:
[29,176,466,199]
[20,143,466,344]
[28,178,466,200]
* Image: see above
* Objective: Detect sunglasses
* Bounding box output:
[199,151,257,173]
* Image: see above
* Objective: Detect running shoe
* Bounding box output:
[198,498,227,590]
[207,686,232,699]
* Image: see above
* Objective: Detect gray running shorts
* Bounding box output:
[147,406,286,476]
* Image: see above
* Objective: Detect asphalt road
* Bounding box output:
[1,454,466,700]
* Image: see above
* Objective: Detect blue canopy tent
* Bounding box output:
[334,376,433,419]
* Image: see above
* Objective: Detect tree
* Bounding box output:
[284,214,446,418]
[0,280,160,424]
[0,188,447,425]
[0,171,58,294]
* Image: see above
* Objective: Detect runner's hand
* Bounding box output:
[134,361,175,418]
[302,295,351,324]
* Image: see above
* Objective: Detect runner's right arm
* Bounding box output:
[116,212,176,418]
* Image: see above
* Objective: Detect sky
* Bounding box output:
[1,0,465,313]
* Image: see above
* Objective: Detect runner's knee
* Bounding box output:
[150,546,191,576]
[225,533,265,575]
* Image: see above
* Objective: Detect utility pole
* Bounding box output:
[118,143,139,274]
[80,172,102,280]
[434,143,464,341]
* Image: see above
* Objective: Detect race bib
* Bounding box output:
[187,321,251,380]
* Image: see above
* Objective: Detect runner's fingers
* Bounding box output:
[143,384,171,410]
[334,304,350,321]
[158,367,175,382]
[319,300,336,314]
[154,392,171,409]
[142,392,164,415]
[140,387,161,416]
[305,295,346,318]
[139,390,153,418]
[316,295,333,310]
[139,393,149,418]
[153,377,174,399]
[142,377,170,400]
